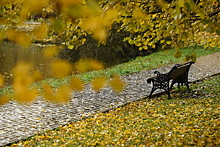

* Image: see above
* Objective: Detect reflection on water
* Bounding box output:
[0,41,54,85]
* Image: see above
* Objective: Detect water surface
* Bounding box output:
[0,41,54,85]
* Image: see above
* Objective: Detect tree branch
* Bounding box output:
[208,9,220,17]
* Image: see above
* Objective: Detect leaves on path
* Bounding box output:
[13,74,219,146]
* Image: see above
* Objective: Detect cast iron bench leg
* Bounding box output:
[149,81,171,98]
[149,83,157,98]
[166,86,171,99]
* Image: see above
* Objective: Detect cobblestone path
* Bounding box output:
[0,52,219,146]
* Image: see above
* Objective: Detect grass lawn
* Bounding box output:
[31,46,220,90]
[77,46,220,83]
[7,56,220,146]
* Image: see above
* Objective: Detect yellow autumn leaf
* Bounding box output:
[106,8,118,18]
[143,40,148,45]
[43,84,54,102]
[75,59,90,73]
[81,38,86,44]
[133,9,148,19]
[33,24,48,39]
[152,14,157,19]
[160,40,165,43]
[86,0,101,15]
[13,62,33,86]
[0,31,4,42]
[82,17,100,31]
[54,85,72,103]
[184,55,191,61]
[51,60,72,78]
[6,29,17,41]
[93,29,107,42]
[82,17,107,41]
[43,84,72,103]
[7,29,32,46]
[178,0,185,7]
[110,76,125,93]
[24,0,49,12]
[75,59,104,73]
[81,0,86,5]
[143,46,148,50]
[32,70,42,82]
[16,32,32,47]
[105,8,118,23]
[56,0,83,19]
[19,6,30,21]
[14,87,37,104]
[68,45,74,49]
[136,42,142,47]
[91,76,107,91]
[70,77,84,91]
[57,0,81,8]
[90,59,104,71]
[191,52,197,62]
[0,74,4,88]
[13,62,31,76]
[148,42,153,46]
[12,62,37,104]
[13,77,33,92]
[0,95,10,105]
[44,46,59,58]
[174,50,182,58]
[166,41,171,44]
[156,0,169,11]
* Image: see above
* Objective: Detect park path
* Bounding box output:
[0,52,220,146]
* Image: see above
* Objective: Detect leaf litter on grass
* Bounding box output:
[8,74,220,147]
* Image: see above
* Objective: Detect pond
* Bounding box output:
[0,41,55,85]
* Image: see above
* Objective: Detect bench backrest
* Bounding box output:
[168,62,194,80]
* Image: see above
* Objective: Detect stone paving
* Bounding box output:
[0,52,219,146]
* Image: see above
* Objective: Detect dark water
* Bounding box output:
[0,41,54,85]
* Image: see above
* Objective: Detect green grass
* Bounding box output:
[8,74,220,146]
[79,47,218,81]
[1,46,220,96]
[42,46,220,86]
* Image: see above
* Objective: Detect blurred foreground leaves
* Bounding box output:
[0,0,219,104]
[0,59,125,104]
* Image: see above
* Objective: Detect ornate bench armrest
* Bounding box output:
[154,71,162,76]
[147,77,155,83]
[147,71,168,83]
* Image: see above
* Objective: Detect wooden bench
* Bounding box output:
[147,61,194,98]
